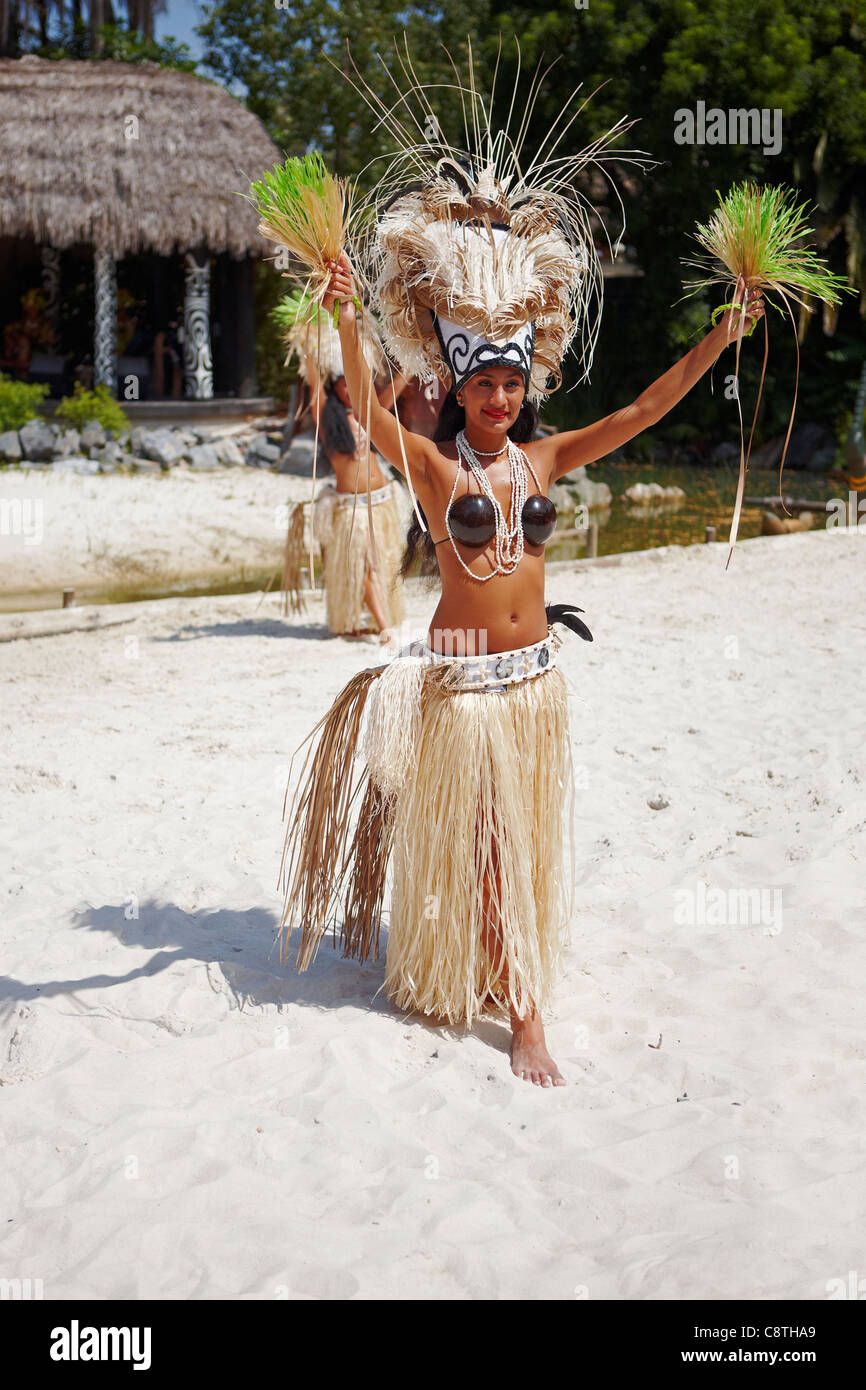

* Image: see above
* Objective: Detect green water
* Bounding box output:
[5,463,841,614]
[548,462,839,562]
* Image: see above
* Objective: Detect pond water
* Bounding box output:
[549,461,841,562]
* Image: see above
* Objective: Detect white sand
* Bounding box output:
[0,465,356,609]
[2,526,865,1300]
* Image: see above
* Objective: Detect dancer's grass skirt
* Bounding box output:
[277,659,575,1029]
[323,492,406,634]
[385,667,575,1026]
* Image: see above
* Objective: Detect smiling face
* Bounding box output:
[460,364,526,435]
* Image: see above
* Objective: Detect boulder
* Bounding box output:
[570,468,612,510]
[623,482,686,504]
[187,444,221,471]
[213,437,245,467]
[136,428,185,467]
[53,428,81,458]
[96,441,125,465]
[80,419,108,451]
[0,430,22,461]
[245,433,281,467]
[19,418,57,461]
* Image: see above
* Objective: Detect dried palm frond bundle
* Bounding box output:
[248,153,356,315]
[338,33,655,405]
[680,181,854,566]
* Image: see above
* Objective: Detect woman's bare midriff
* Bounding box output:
[417,440,553,656]
[329,418,391,494]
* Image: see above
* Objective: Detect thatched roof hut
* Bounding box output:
[0,56,284,405]
[0,55,281,257]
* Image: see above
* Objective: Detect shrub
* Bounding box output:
[55,383,129,435]
[0,374,49,433]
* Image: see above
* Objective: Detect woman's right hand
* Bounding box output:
[321,253,357,316]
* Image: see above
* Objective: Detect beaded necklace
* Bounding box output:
[445,429,544,581]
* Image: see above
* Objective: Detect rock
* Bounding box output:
[0,430,22,461]
[80,419,108,450]
[175,428,200,448]
[137,428,185,467]
[127,456,164,474]
[18,418,57,461]
[213,437,245,467]
[761,510,814,535]
[53,428,81,458]
[187,444,221,471]
[50,455,100,474]
[245,433,281,467]
[570,468,612,510]
[114,431,131,451]
[548,482,577,511]
[624,482,685,504]
[96,441,124,465]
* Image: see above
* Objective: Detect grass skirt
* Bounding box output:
[322,486,406,634]
[385,665,574,1025]
[277,647,575,1028]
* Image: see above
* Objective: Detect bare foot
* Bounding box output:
[378,626,395,647]
[510,1013,566,1087]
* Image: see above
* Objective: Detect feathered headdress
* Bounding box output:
[343,35,655,405]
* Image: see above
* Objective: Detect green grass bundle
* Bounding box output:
[271,288,329,334]
[249,154,354,312]
[683,182,851,316]
[680,182,855,566]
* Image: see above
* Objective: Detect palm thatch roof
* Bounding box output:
[0,56,283,258]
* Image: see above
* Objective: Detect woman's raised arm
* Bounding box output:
[539,279,765,482]
[324,256,434,488]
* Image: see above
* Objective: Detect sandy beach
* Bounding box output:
[2,524,865,1300]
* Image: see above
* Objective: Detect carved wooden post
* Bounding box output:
[182,250,214,399]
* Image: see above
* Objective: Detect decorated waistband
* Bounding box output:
[405,627,562,692]
[333,481,394,508]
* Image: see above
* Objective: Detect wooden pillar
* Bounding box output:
[182,249,214,399]
[93,248,117,390]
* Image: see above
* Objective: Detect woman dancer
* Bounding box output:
[279,299,406,641]
[283,254,763,1087]
[301,351,406,643]
[275,67,763,1087]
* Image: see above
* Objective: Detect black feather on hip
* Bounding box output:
[545,602,594,642]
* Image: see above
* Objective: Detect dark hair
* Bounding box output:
[398,388,539,584]
[321,378,357,459]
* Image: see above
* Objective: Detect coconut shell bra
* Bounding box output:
[432,488,558,547]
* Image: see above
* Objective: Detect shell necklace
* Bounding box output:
[446,429,543,581]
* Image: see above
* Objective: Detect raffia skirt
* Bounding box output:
[276,628,575,1027]
[321,482,406,634]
